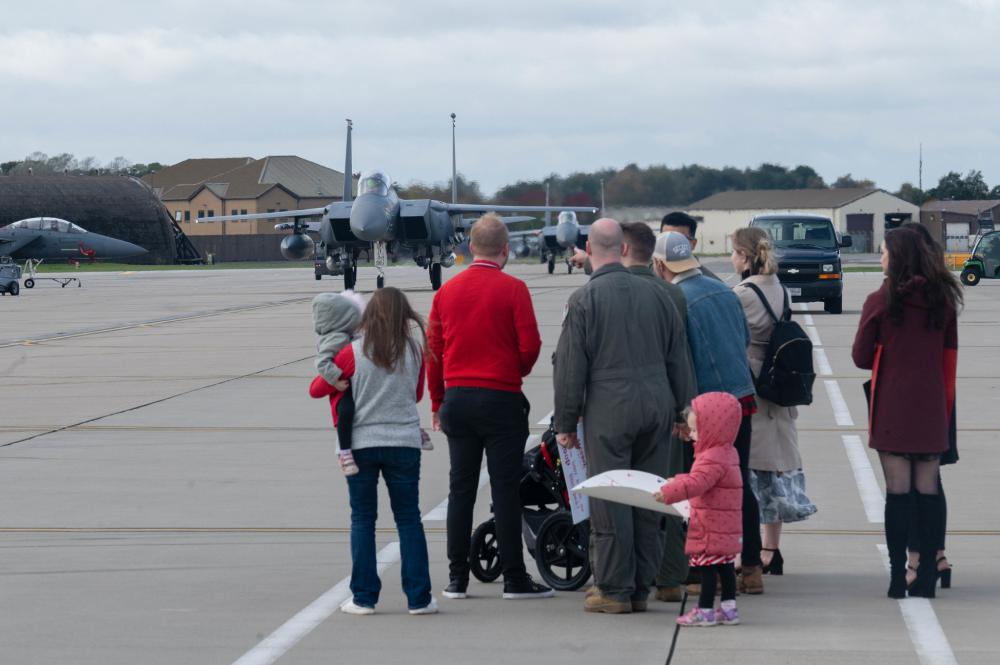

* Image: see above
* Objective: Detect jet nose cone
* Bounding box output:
[350,195,392,242]
[117,239,148,258]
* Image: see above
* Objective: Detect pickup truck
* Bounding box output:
[749,214,852,314]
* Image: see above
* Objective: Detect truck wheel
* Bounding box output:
[961,268,981,286]
[824,297,843,314]
[24,278,35,289]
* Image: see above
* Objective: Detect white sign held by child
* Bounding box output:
[572,469,690,519]
[557,422,590,524]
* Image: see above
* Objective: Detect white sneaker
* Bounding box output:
[340,599,374,615]
[409,597,439,615]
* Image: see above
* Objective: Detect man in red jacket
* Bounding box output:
[427,213,552,600]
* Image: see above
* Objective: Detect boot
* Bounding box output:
[738,566,763,594]
[910,493,944,599]
[884,493,911,599]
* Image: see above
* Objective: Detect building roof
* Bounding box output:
[143,158,254,192]
[921,199,1000,216]
[688,188,880,211]
[147,156,345,202]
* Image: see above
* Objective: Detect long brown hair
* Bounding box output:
[884,227,963,328]
[359,287,426,371]
[732,227,778,276]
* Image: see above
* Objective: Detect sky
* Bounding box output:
[2,0,1000,196]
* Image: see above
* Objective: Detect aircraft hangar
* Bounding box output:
[0,176,183,263]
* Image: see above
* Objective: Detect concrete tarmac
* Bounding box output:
[1,263,998,664]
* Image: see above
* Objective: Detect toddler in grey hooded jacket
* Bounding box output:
[312,291,364,473]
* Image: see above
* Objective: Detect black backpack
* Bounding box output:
[744,283,815,407]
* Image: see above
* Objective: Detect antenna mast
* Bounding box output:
[545,181,551,226]
[344,119,353,202]
[451,113,457,204]
[919,142,923,192]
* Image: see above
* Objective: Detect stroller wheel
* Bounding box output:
[534,512,591,591]
[470,519,503,583]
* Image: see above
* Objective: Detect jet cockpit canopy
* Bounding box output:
[10,217,86,233]
[557,211,578,225]
[358,171,392,197]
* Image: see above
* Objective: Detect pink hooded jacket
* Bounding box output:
[659,392,743,558]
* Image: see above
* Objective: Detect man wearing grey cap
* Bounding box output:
[553,218,695,614]
[652,231,765,594]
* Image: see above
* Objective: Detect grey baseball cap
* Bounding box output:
[653,231,700,272]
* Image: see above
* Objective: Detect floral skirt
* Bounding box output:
[749,469,817,524]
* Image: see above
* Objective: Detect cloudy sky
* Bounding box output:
[3,0,1000,195]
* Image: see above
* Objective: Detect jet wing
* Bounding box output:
[459,215,537,230]
[0,233,41,256]
[195,207,330,223]
[445,204,597,216]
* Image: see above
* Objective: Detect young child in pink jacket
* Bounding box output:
[655,391,744,627]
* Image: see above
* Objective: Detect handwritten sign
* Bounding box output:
[572,469,690,519]
[557,422,590,524]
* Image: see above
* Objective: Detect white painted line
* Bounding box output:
[814,348,833,376]
[804,325,822,347]
[842,435,884,523]
[537,410,553,426]
[824,380,854,427]
[803,313,815,326]
[232,542,401,665]
[876,545,958,665]
[794,302,809,312]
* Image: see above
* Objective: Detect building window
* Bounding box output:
[231,209,237,216]
[197,210,205,219]
[184,210,191,222]
[208,210,215,218]
[267,209,275,213]
[175,211,182,222]
[240,209,248,215]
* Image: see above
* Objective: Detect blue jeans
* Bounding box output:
[345,446,431,609]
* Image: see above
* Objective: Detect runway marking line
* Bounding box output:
[876,545,958,665]
[233,433,541,664]
[842,435,884,524]
[823,379,855,427]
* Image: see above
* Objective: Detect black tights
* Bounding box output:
[878,452,940,496]
[336,387,355,451]
[697,563,736,609]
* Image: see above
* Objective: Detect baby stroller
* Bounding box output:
[469,426,592,591]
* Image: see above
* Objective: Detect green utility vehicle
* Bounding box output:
[960,230,1000,286]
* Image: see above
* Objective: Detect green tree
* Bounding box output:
[928,170,991,200]
[895,182,928,205]
[832,173,876,188]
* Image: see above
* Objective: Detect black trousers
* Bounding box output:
[733,414,762,567]
[440,387,530,583]
[698,563,736,608]
[335,387,355,451]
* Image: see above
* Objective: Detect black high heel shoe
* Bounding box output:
[761,548,784,575]
[937,557,952,589]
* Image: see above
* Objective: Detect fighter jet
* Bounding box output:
[538,210,589,274]
[202,116,596,291]
[0,217,148,288]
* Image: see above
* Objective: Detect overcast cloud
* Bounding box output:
[2,0,1000,195]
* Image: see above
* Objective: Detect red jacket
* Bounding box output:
[426,260,541,411]
[659,392,743,558]
[309,344,425,425]
[852,279,957,454]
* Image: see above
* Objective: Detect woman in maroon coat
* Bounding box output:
[852,227,962,599]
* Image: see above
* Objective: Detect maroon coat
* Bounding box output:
[659,392,743,558]
[852,280,957,454]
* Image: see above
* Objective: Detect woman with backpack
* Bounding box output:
[309,287,436,615]
[852,227,961,599]
[731,227,817,579]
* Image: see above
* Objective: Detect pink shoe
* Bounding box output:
[339,451,359,476]
[676,607,717,627]
[717,606,740,625]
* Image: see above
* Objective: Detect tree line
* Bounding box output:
[6,151,999,209]
[0,152,162,178]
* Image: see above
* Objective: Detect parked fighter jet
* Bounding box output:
[0,217,147,289]
[203,116,596,291]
